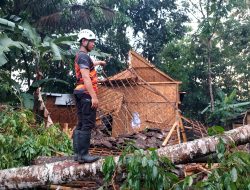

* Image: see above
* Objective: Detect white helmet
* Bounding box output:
[77,29,96,42]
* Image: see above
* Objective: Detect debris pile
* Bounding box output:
[91,127,174,151]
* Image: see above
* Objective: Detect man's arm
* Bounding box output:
[80,68,98,109]
[93,60,106,66]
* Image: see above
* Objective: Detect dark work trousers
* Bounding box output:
[74,94,97,131]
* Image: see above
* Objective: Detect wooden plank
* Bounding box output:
[162,120,178,146]
[176,125,181,144]
[137,82,182,84]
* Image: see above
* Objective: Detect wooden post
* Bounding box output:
[178,116,187,142]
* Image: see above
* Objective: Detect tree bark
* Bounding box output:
[207,38,215,111]
[157,124,250,163]
[0,125,249,189]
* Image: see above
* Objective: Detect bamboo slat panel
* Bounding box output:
[129,51,177,82]
[98,86,124,115]
[111,102,176,137]
[135,67,173,82]
[112,106,130,137]
[107,69,136,81]
[130,52,151,68]
[98,83,178,137]
[152,83,179,103]
[113,85,168,103]
[126,103,175,133]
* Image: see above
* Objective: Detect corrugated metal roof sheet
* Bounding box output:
[55,94,75,106]
[43,93,62,97]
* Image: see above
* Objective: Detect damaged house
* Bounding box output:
[44,51,187,145]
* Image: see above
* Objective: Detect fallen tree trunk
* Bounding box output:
[0,125,249,189]
[157,124,250,163]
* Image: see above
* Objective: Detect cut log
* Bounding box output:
[0,125,249,189]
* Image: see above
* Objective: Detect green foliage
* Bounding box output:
[201,89,250,126]
[0,69,29,106]
[0,18,74,101]
[195,140,250,190]
[101,147,178,190]
[159,37,210,119]
[0,70,16,103]
[101,137,250,190]
[0,107,72,169]
[20,93,34,109]
[207,125,225,136]
[102,156,116,182]
[124,0,188,62]
[0,32,29,66]
[172,139,250,190]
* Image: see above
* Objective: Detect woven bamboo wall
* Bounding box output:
[100,85,177,137]
[129,51,176,82]
[111,105,129,137]
[151,83,179,103]
[135,67,173,82]
[97,49,181,137]
[98,86,124,115]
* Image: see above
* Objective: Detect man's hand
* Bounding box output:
[91,96,99,109]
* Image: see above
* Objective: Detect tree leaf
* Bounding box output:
[50,41,63,61]
[141,157,147,167]
[230,167,237,182]
[0,18,24,31]
[208,126,225,136]
[188,176,193,186]
[21,93,34,109]
[153,166,158,178]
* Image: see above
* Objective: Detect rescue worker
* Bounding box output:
[73,29,106,163]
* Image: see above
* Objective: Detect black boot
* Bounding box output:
[72,129,79,161]
[77,130,100,164]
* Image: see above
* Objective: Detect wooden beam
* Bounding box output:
[162,120,178,146]
[137,82,182,84]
